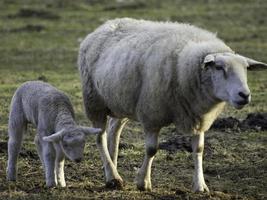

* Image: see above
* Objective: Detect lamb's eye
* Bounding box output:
[215,65,224,70]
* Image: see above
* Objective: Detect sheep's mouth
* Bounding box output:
[238,98,250,105]
[232,100,248,110]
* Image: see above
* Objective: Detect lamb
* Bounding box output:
[7,81,102,187]
[78,18,267,192]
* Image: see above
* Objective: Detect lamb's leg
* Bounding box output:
[7,103,26,181]
[191,132,209,193]
[54,143,66,187]
[34,135,44,166]
[136,129,159,191]
[41,139,57,187]
[107,118,128,168]
[93,119,124,189]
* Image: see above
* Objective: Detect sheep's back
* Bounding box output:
[78,18,222,122]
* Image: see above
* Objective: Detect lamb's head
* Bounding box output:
[202,52,267,109]
[43,127,102,162]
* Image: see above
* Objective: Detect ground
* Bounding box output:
[0,0,266,199]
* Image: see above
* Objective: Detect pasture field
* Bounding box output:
[0,0,266,199]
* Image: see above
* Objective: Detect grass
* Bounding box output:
[0,0,266,199]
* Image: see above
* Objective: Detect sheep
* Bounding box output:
[6,81,102,187]
[78,18,267,192]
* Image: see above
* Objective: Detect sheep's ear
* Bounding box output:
[80,126,102,136]
[202,54,215,69]
[245,57,267,70]
[43,129,65,142]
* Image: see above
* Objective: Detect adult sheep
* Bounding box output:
[78,18,267,192]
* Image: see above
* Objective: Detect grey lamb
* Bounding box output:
[7,81,101,187]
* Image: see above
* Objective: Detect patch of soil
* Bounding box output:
[19,149,39,160]
[159,112,266,153]
[0,141,7,153]
[211,117,241,131]
[0,141,38,160]
[159,135,213,155]
[159,135,192,153]
[241,112,267,130]
[104,1,147,11]
[119,142,135,150]
[37,75,48,82]
[211,112,267,131]
[8,8,60,20]
[8,24,45,33]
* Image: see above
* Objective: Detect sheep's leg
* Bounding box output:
[107,118,128,168]
[136,129,159,191]
[34,135,44,166]
[191,132,209,193]
[93,119,124,189]
[54,143,66,187]
[41,139,57,187]
[7,103,26,181]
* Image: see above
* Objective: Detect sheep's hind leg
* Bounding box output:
[7,104,26,181]
[93,117,124,189]
[191,132,209,193]
[136,128,159,191]
[107,117,128,168]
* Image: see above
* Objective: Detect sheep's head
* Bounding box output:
[43,127,102,162]
[202,52,267,109]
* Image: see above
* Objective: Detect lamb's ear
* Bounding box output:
[80,126,102,136]
[202,54,215,69]
[43,129,65,142]
[245,57,267,70]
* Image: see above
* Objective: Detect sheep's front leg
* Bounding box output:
[53,143,66,187]
[136,129,159,191]
[94,120,124,189]
[191,132,209,192]
[42,142,57,187]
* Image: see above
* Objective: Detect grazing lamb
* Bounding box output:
[78,18,267,192]
[7,81,101,187]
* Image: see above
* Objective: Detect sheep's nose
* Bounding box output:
[238,91,250,101]
[74,158,82,163]
[237,91,250,105]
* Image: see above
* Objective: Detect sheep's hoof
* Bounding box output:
[136,181,152,192]
[105,179,124,190]
[193,183,210,193]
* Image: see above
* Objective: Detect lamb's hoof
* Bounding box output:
[105,179,124,190]
[46,182,57,188]
[7,177,16,182]
[7,170,17,181]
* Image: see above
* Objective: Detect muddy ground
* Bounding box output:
[159,112,267,153]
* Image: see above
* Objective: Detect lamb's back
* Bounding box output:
[14,81,73,125]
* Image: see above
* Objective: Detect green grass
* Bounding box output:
[0,0,266,199]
